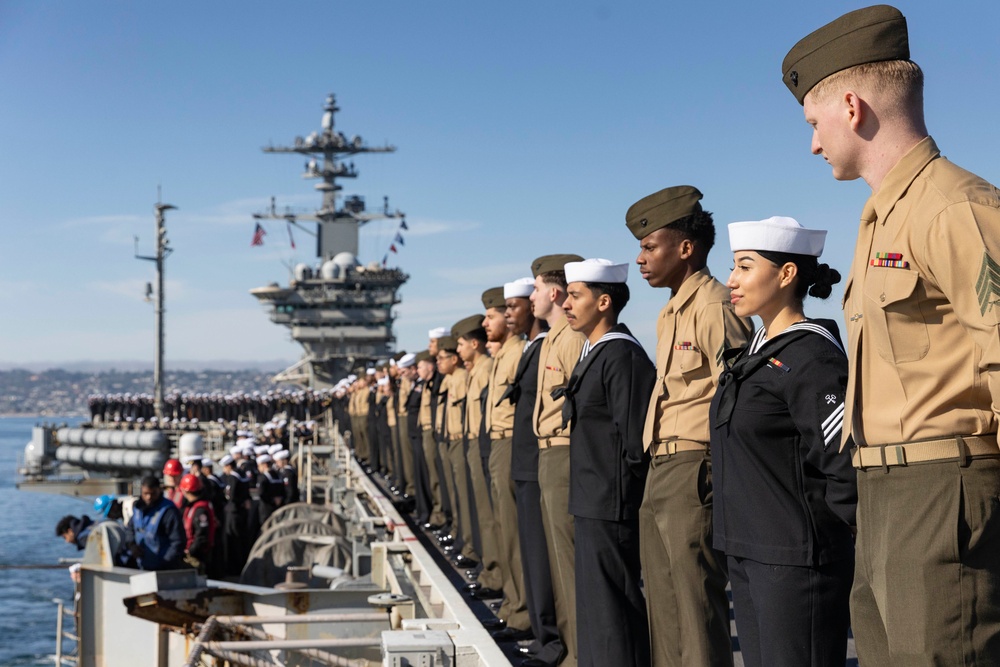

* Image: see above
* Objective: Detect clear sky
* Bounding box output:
[1,1,997,370]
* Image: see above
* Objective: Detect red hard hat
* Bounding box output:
[179,473,202,493]
[163,458,183,476]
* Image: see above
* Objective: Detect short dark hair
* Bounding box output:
[55,515,76,537]
[141,475,161,490]
[666,210,716,254]
[539,270,567,290]
[586,282,631,315]
[459,328,488,345]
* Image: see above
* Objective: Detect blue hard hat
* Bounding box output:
[93,494,114,517]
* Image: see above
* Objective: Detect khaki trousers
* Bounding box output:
[422,429,448,526]
[353,415,369,459]
[538,445,576,666]
[489,437,529,631]
[468,436,503,590]
[852,457,1000,666]
[398,418,415,497]
[639,452,732,667]
[448,437,478,560]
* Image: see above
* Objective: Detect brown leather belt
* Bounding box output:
[491,429,514,439]
[651,439,708,457]
[852,434,999,471]
[538,437,570,449]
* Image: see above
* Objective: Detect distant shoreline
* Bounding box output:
[0,414,86,419]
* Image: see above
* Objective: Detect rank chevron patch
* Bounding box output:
[976,251,1000,316]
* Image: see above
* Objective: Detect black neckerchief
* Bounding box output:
[552,340,611,431]
[499,338,544,407]
[713,329,813,430]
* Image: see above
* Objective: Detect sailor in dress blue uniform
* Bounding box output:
[710,217,856,667]
[559,258,655,667]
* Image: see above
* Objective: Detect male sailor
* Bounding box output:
[560,258,655,667]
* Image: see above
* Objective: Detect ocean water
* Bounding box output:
[0,416,88,665]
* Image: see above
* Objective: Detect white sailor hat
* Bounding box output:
[397,352,417,369]
[428,327,448,339]
[377,376,389,386]
[220,454,235,467]
[365,368,376,376]
[728,216,826,257]
[229,444,242,455]
[564,258,629,284]
[257,454,273,464]
[274,450,290,461]
[181,454,200,465]
[254,445,269,456]
[268,444,284,455]
[201,458,214,468]
[504,277,535,299]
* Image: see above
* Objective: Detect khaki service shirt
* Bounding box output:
[465,355,493,439]
[843,137,1000,448]
[442,368,468,440]
[398,376,412,416]
[533,317,586,445]
[486,336,526,437]
[418,377,433,429]
[643,268,753,450]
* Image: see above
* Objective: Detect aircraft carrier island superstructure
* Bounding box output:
[251,94,408,388]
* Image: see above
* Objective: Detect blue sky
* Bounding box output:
[1,1,998,369]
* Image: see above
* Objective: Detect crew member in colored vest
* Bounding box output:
[180,473,217,575]
[121,475,186,571]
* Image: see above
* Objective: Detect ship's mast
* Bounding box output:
[250,94,410,389]
[255,93,404,259]
[136,199,176,420]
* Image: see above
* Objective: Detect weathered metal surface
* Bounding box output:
[123,587,245,627]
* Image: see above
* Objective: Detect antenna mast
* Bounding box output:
[136,199,177,420]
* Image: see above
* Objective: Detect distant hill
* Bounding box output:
[0,367,295,416]
[0,359,296,373]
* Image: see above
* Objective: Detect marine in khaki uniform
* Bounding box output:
[530,253,585,666]
[451,314,492,568]
[783,6,1000,664]
[393,353,417,499]
[437,332,476,564]
[431,330,455,531]
[627,186,751,667]
[351,374,371,463]
[417,339,449,529]
[458,315,500,577]
[410,351,435,523]
[483,286,532,639]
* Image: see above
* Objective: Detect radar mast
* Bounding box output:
[251,94,409,388]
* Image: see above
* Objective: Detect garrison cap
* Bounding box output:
[482,287,506,310]
[415,350,433,363]
[453,314,486,338]
[626,186,703,240]
[531,254,584,278]
[782,5,909,104]
[436,335,459,352]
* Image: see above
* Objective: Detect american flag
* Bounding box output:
[251,223,266,247]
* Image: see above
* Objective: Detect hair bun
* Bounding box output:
[808,263,842,299]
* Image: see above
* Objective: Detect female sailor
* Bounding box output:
[710,216,857,667]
